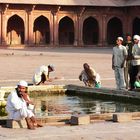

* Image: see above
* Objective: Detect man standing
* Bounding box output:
[124,34,133,89]
[112,37,127,90]
[131,35,140,90]
[6,80,42,130]
[33,64,55,85]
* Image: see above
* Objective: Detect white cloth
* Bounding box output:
[33,65,48,84]
[112,45,127,67]
[79,70,101,84]
[132,43,140,66]
[6,90,34,120]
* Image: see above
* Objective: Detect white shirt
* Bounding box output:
[33,65,48,84]
[113,45,127,67]
[132,43,140,66]
[6,90,27,119]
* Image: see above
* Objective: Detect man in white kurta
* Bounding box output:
[6,80,42,129]
[33,64,55,85]
[6,89,34,120]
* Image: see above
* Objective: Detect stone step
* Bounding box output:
[70,115,90,125]
[6,119,27,128]
[113,113,132,123]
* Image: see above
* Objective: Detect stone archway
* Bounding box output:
[59,16,74,45]
[107,17,123,45]
[33,16,50,45]
[7,15,25,45]
[83,17,99,45]
[133,17,140,36]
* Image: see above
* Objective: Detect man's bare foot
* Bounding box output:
[27,125,35,130]
[34,123,43,127]
[37,124,43,127]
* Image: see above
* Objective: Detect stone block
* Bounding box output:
[70,115,90,125]
[6,119,27,128]
[113,113,132,123]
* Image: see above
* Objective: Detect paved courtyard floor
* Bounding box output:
[1,47,140,140]
[1,121,140,140]
[0,47,114,87]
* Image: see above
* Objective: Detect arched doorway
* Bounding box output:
[133,17,140,36]
[59,16,74,45]
[33,16,50,45]
[107,17,123,44]
[83,17,99,45]
[7,15,25,45]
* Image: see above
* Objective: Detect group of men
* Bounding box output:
[6,63,101,130]
[112,34,140,90]
[6,36,140,130]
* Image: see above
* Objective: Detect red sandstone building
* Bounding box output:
[0,0,140,47]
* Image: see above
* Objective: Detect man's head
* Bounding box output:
[83,63,90,70]
[17,80,28,96]
[126,34,132,42]
[116,37,123,45]
[48,64,55,72]
[133,35,140,44]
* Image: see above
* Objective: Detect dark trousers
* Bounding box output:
[37,73,46,85]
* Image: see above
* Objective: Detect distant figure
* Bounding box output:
[6,80,43,130]
[79,63,101,88]
[131,35,140,90]
[33,64,55,85]
[124,34,133,89]
[112,37,127,90]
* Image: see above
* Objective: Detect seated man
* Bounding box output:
[33,64,55,85]
[79,63,101,88]
[6,80,42,130]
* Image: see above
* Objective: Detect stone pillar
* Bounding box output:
[78,15,83,47]
[24,12,28,44]
[1,12,7,45]
[50,13,54,46]
[28,11,34,45]
[74,15,78,46]
[98,16,103,47]
[53,13,59,46]
[102,15,108,47]
[0,11,2,44]
[123,16,128,37]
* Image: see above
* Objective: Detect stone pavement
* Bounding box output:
[0,47,115,88]
[0,121,140,140]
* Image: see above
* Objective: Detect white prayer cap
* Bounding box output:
[48,64,55,71]
[17,80,28,87]
[133,35,140,41]
[117,37,123,41]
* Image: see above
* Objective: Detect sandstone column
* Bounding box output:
[50,12,53,46]
[98,16,103,47]
[0,11,2,44]
[102,15,108,47]
[28,11,34,45]
[1,11,7,45]
[74,15,78,46]
[53,13,59,46]
[78,15,83,47]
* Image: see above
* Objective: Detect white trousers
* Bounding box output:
[8,107,34,120]
[114,67,126,90]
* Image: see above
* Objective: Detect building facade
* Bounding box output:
[0,1,140,47]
